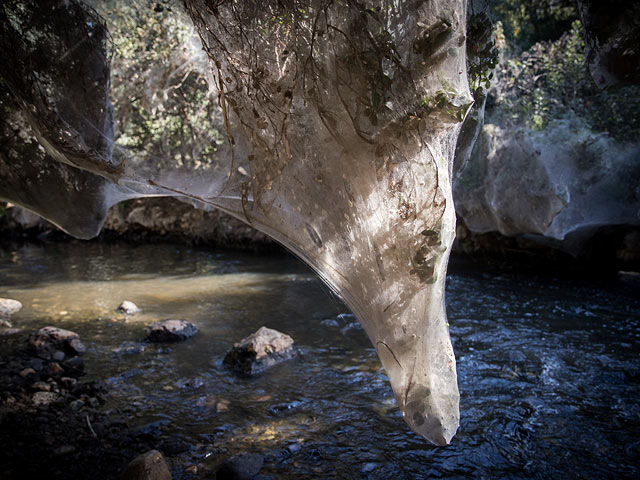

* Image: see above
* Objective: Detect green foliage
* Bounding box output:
[492,20,640,141]
[466,11,499,94]
[103,0,223,170]
[489,0,577,50]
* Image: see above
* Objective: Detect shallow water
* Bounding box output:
[1,242,639,479]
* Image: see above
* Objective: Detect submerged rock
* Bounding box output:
[114,341,147,356]
[61,357,85,376]
[160,437,191,456]
[121,450,172,480]
[216,453,264,480]
[145,319,198,342]
[223,326,296,376]
[0,327,21,335]
[117,301,140,315]
[28,326,86,359]
[320,319,339,328]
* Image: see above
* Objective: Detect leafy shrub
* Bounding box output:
[102,0,224,170]
[489,0,577,50]
[489,20,640,142]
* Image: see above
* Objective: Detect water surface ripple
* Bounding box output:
[1,243,638,479]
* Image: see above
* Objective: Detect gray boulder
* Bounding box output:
[121,450,172,480]
[223,326,296,376]
[145,319,198,343]
[454,117,640,255]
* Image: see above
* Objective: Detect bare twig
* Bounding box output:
[86,414,98,439]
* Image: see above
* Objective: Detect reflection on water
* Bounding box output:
[1,242,639,479]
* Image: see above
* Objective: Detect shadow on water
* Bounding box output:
[1,242,639,479]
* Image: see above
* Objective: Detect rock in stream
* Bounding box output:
[0,298,22,327]
[117,300,140,315]
[121,450,172,480]
[223,326,297,376]
[27,326,86,360]
[145,319,199,343]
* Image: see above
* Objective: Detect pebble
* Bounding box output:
[216,453,264,480]
[340,322,363,335]
[54,445,76,455]
[320,319,339,327]
[114,341,146,356]
[32,391,58,406]
[30,381,51,392]
[29,358,44,370]
[361,462,379,473]
[117,300,140,315]
[46,362,65,377]
[60,376,77,387]
[287,443,301,454]
[19,367,36,378]
[216,399,230,412]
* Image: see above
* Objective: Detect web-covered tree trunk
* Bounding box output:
[183,0,471,445]
[0,0,472,445]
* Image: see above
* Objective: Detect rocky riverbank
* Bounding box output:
[0,329,165,480]
[3,198,638,273]
[0,198,273,250]
[0,302,300,480]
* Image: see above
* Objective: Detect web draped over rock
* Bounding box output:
[0,0,472,445]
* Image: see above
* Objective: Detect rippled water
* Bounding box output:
[1,242,639,479]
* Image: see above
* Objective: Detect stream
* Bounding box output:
[1,242,639,479]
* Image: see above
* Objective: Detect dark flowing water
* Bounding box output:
[1,242,639,479]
